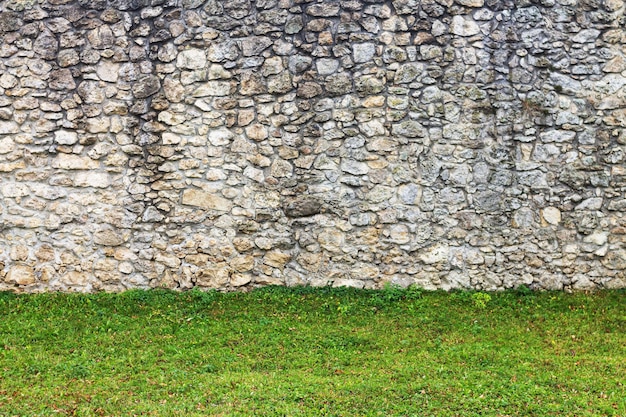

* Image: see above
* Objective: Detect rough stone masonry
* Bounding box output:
[0,0,625,292]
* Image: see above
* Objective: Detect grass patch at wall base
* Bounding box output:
[0,287,624,416]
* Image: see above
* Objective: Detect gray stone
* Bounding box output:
[572,29,601,43]
[325,73,353,95]
[392,121,426,138]
[33,31,58,60]
[394,63,422,83]
[353,43,376,63]
[284,197,323,217]
[133,76,161,99]
[87,25,114,49]
[307,3,340,17]
[240,37,273,56]
[450,16,481,36]
[177,49,207,69]
[96,61,120,83]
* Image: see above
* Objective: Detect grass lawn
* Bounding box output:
[0,286,624,416]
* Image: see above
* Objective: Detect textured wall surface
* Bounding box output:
[0,0,625,292]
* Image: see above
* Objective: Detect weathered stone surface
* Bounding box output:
[177,48,207,69]
[96,61,120,83]
[0,0,623,294]
[74,172,110,188]
[284,197,322,217]
[419,244,449,264]
[450,16,480,36]
[182,189,233,211]
[60,271,89,287]
[318,229,345,253]
[353,43,376,63]
[133,76,161,99]
[87,25,114,49]
[245,124,268,141]
[196,265,230,288]
[51,154,100,170]
[6,265,36,285]
[541,207,561,225]
[94,229,125,246]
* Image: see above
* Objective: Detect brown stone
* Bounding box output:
[6,265,36,285]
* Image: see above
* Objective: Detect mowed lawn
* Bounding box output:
[0,287,624,416]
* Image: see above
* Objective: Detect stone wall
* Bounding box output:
[0,0,625,292]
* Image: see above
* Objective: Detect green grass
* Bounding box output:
[0,286,624,416]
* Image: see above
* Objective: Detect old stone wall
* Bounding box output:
[0,0,625,292]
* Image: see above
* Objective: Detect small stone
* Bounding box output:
[87,25,114,49]
[51,154,99,170]
[156,252,181,269]
[94,229,125,246]
[142,206,165,222]
[307,3,340,17]
[240,72,267,95]
[264,251,291,268]
[54,130,78,145]
[196,265,230,288]
[297,82,322,98]
[389,224,410,244]
[163,78,185,102]
[353,43,376,63]
[58,49,80,67]
[158,43,178,62]
[230,273,252,287]
[74,172,110,188]
[6,265,36,285]
[193,81,232,97]
[285,15,304,34]
[0,73,17,89]
[325,73,353,95]
[575,197,603,211]
[318,228,345,253]
[392,120,426,138]
[394,63,422,83]
[584,231,608,246]
[230,255,254,272]
[270,158,293,178]
[399,184,420,205]
[177,48,207,69]
[0,137,15,154]
[572,29,601,43]
[208,128,234,145]
[316,58,339,75]
[1,182,29,198]
[455,0,484,6]
[419,244,449,264]
[60,271,89,286]
[268,72,292,94]
[77,81,105,104]
[284,197,322,218]
[49,69,76,90]
[240,36,272,56]
[450,15,481,37]
[542,207,561,225]
[341,160,369,175]
[245,123,269,141]
[0,121,18,134]
[133,75,161,99]
[33,31,58,60]
[96,61,120,83]
[182,189,233,211]
[243,166,265,182]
